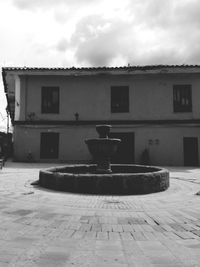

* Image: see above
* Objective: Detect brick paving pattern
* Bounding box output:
[0,162,200,266]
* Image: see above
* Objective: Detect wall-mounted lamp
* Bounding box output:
[74,112,79,121]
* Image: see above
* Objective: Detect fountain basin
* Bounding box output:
[39,164,169,195]
[85,139,121,158]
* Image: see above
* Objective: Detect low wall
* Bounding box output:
[39,164,169,195]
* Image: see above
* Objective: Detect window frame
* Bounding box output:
[173,84,192,113]
[111,86,129,113]
[41,86,60,114]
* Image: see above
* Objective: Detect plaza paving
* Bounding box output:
[0,162,200,266]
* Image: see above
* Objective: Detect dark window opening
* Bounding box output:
[111,86,129,113]
[40,132,59,159]
[183,137,198,166]
[41,87,59,113]
[173,85,192,112]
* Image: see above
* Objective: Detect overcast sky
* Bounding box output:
[0,0,200,131]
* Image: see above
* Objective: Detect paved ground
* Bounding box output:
[0,162,200,267]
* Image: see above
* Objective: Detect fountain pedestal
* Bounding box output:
[85,125,121,174]
[96,157,112,174]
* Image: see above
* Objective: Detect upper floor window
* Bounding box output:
[41,87,59,114]
[111,86,129,113]
[173,84,192,113]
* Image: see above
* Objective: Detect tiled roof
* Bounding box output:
[2,64,200,72]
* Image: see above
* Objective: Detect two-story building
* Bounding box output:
[2,65,200,166]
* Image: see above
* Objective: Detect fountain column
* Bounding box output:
[85,125,121,174]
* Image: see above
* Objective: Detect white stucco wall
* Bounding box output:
[13,124,200,166]
[17,73,200,121]
[11,72,200,165]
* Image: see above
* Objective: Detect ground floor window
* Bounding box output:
[40,132,59,159]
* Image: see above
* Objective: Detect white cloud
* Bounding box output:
[12,0,96,10]
[7,0,200,67]
[68,15,133,66]
[56,38,70,52]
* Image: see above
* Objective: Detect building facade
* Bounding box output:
[2,65,200,166]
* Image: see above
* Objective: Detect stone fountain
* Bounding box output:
[38,125,169,194]
[85,125,121,174]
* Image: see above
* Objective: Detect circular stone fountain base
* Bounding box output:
[39,164,169,195]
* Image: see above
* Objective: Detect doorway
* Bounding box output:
[109,132,134,163]
[40,132,59,159]
[183,137,198,166]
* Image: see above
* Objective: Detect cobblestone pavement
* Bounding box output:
[0,162,200,267]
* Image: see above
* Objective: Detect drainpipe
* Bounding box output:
[6,106,9,134]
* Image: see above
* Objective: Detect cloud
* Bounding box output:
[56,38,69,52]
[67,15,136,66]
[11,0,200,66]
[128,0,200,33]
[54,9,69,24]
[13,0,96,10]
[174,0,200,27]
[61,11,187,66]
[131,0,173,28]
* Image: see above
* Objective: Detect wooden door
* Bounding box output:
[109,132,134,163]
[40,132,59,159]
[183,137,198,166]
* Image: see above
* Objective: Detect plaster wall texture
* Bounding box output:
[13,124,200,166]
[11,73,200,165]
[18,74,200,121]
